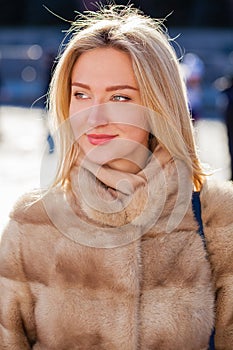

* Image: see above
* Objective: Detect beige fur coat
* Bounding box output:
[0,161,233,350]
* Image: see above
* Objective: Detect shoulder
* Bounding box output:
[9,189,53,226]
[201,179,233,228]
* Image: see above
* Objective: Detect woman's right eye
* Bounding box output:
[74,92,89,99]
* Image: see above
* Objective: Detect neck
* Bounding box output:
[75,145,171,196]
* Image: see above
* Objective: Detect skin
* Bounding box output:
[69,47,150,173]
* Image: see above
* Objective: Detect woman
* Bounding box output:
[0,5,233,349]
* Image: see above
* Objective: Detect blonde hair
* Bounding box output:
[48,4,204,191]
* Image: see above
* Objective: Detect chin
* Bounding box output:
[83,151,116,165]
[80,144,118,164]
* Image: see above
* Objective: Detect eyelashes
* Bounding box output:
[73,92,89,99]
[73,92,132,102]
[111,95,131,102]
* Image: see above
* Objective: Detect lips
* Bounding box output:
[87,134,118,145]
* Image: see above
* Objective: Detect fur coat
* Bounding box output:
[0,160,233,350]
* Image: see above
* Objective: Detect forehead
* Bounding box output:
[71,47,138,85]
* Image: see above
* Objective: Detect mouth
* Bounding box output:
[87,134,118,145]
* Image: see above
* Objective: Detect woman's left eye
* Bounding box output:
[111,95,131,102]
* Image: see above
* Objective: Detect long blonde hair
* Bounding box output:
[48,4,204,191]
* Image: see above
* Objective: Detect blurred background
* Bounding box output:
[0,0,233,232]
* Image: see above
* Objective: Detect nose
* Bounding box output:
[87,103,109,128]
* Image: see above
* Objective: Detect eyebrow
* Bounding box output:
[71,82,138,91]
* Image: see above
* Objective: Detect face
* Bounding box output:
[69,47,149,173]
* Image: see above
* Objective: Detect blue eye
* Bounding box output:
[74,92,89,99]
[112,95,131,102]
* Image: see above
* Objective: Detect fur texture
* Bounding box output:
[0,162,232,349]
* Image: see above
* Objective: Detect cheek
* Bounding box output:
[69,98,76,117]
[69,105,75,117]
[69,108,91,142]
[122,125,149,145]
[77,134,86,148]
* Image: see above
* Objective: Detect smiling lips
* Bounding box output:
[87,134,118,145]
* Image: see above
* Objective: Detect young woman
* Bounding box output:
[0,5,233,349]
